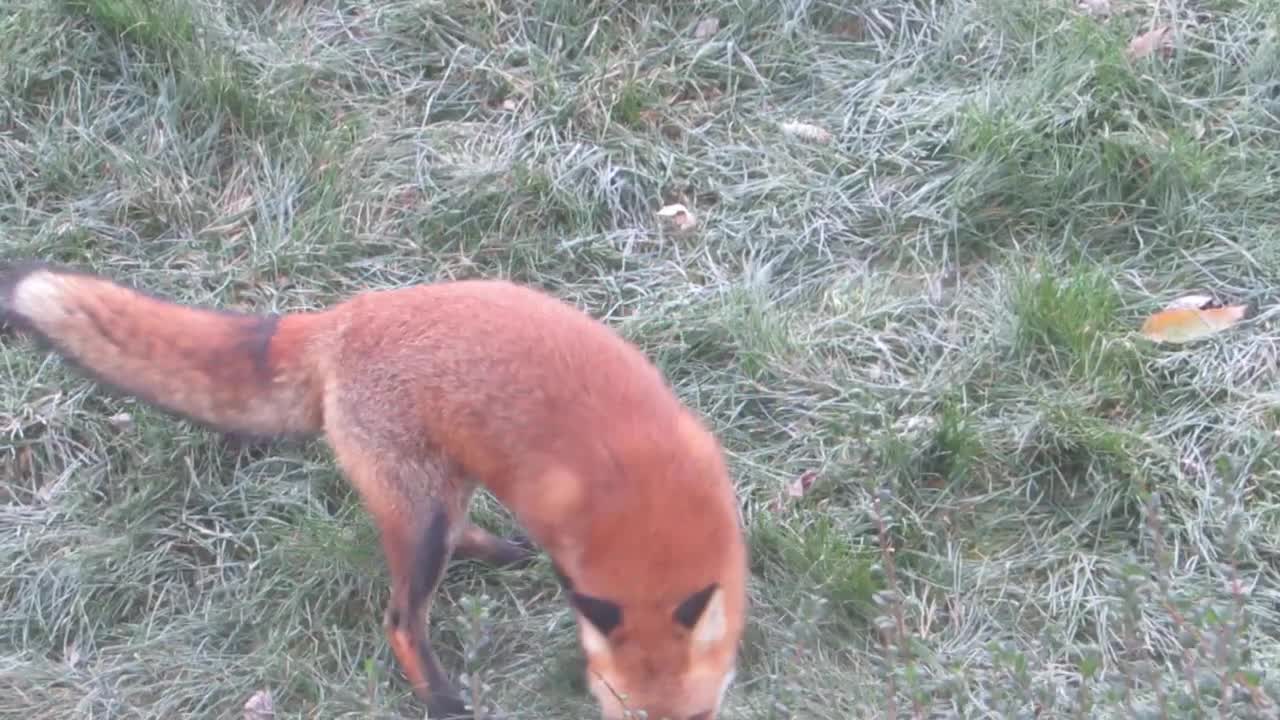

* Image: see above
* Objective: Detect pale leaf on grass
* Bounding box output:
[786,469,819,499]
[657,203,697,231]
[767,469,819,513]
[780,120,833,144]
[243,690,275,720]
[1127,25,1173,62]
[694,17,720,39]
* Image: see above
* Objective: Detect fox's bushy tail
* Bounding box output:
[0,262,327,437]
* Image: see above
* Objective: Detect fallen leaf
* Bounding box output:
[694,17,720,39]
[657,203,697,231]
[1127,25,1173,62]
[244,690,275,720]
[780,120,833,144]
[16,446,32,479]
[831,17,865,39]
[1140,305,1247,344]
[786,469,818,499]
[108,412,134,431]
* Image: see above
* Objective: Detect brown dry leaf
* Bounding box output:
[779,120,833,144]
[1127,25,1173,62]
[786,469,819,499]
[694,17,720,39]
[243,690,275,720]
[1140,295,1247,344]
[657,203,697,231]
[16,446,32,479]
[831,17,865,39]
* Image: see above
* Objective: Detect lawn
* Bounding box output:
[3,0,1280,717]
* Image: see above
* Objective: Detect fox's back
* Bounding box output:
[321,279,710,492]
[327,279,670,432]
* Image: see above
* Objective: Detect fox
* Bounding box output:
[0,260,749,720]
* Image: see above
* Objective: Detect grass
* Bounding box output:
[3,0,1280,717]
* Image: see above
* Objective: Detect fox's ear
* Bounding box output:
[674,583,726,651]
[571,592,622,635]
[571,592,622,657]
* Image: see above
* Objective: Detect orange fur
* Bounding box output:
[0,262,748,720]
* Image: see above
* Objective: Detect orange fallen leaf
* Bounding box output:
[1127,25,1173,62]
[1140,304,1247,344]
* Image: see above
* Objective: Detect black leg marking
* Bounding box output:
[423,652,470,719]
[410,504,452,611]
[453,524,538,569]
[509,530,539,556]
[408,505,470,715]
[485,540,536,568]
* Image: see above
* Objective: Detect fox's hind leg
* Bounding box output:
[453,523,537,568]
[324,433,473,717]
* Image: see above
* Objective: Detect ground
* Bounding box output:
[2,0,1280,718]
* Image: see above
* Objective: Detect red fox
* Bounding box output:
[0,261,748,720]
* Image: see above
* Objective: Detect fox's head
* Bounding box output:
[540,408,748,719]
[568,577,744,720]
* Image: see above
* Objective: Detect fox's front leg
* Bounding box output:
[324,433,472,717]
[377,503,470,718]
